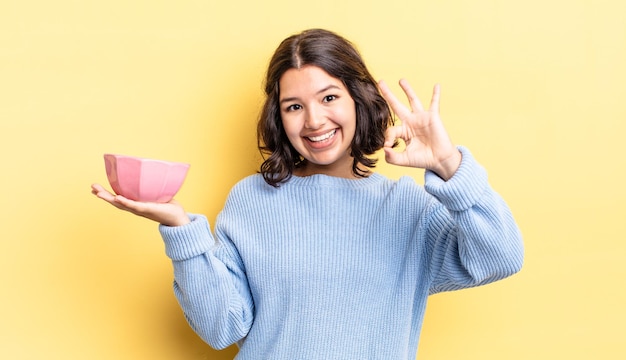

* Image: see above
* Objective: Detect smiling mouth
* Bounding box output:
[306,129,336,142]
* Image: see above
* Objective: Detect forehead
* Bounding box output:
[278,65,346,98]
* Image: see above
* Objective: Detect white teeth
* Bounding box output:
[307,129,336,142]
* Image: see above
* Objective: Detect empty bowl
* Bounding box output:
[104,154,190,203]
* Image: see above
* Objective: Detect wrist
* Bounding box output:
[162,213,191,227]
[432,149,462,181]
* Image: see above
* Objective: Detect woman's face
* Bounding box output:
[278,65,357,178]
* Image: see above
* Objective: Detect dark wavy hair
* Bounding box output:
[257,29,393,187]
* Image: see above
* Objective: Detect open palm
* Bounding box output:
[91,183,190,227]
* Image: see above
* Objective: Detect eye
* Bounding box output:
[323,95,337,103]
[285,104,302,112]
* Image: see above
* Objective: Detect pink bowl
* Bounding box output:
[104,154,190,203]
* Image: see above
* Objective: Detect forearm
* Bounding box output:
[159,214,254,348]
[452,191,523,283]
[172,253,254,349]
[425,147,524,293]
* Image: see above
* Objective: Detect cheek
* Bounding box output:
[281,117,293,135]
[337,106,357,133]
[338,99,357,121]
[281,118,301,143]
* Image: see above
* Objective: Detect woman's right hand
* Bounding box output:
[91,183,190,227]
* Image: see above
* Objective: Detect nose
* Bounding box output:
[304,105,326,130]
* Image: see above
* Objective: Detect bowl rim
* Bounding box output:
[103,153,190,167]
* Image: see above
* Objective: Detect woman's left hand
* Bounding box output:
[379,79,462,181]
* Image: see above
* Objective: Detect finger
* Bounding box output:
[91,184,136,212]
[378,80,410,118]
[430,83,441,112]
[383,146,408,167]
[384,125,407,147]
[114,196,157,218]
[112,194,137,208]
[398,78,424,112]
[91,183,104,194]
[91,183,116,201]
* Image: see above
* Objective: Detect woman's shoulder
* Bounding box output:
[228,173,269,194]
[225,173,288,201]
[232,173,265,187]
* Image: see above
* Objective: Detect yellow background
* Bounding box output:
[1,0,624,359]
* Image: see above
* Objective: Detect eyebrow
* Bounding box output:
[279,84,342,104]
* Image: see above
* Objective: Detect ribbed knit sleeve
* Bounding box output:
[159,214,254,349]
[423,146,524,294]
[160,214,214,260]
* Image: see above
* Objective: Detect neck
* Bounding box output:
[294,161,369,179]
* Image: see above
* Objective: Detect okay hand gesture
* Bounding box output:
[379,79,462,181]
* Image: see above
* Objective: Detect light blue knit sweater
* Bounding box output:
[159,147,524,359]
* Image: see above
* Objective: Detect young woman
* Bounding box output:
[92,28,523,359]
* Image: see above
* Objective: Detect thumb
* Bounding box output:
[384,146,405,166]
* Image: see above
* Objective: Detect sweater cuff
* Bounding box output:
[424,146,489,211]
[159,213,215,261]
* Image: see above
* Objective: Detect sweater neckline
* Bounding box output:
[286,172,385,188]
